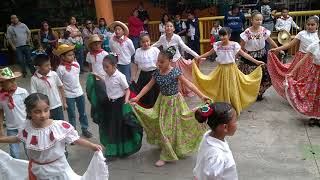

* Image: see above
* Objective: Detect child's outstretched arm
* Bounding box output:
[124,88,130,104]
[178,75,211,103]
[270,38,299,52]
[74,138,102,151]
[130,78,155,103]
[266,37,279,49]
[0,136,20,144]
[238,49,264,66]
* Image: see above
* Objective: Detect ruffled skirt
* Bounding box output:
[132,93,207,161]
[285,63,320,118]
[192,62,262,115]
[268,51,312,98]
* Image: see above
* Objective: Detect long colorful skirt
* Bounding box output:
[238,52,271,97]
[135,70,159,108]
[100,97,143,157]
[192,62,262,115]
[285,63,320,118]
[132,93,207,161]
[268,51,312,98]
[172,58,195,97]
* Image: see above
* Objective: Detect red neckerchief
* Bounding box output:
[113,36,128,46]
[90,48,104,62]
[0,85,17,110]
[60,61,79,72]
[34,72,52,88]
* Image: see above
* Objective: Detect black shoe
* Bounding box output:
[82,129,93,138]
[256,95,263,101]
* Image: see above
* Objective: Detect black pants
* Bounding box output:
[188,38,200,57]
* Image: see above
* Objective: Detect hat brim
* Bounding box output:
[88,39,102,47]
[0,72,22,81]
[52,45,75,56]
[278,30,291,45]
[109,21,129,36]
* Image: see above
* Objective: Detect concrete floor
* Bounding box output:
[1,61,320,180]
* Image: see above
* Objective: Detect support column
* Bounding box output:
[94,0,114,24]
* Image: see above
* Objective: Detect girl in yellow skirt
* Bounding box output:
[193,27,264,115]
[130,46,210,167]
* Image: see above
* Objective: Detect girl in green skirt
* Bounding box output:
[130,46,210,167]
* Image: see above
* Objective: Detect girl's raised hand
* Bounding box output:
[201,96,211,104]
[255,61,265,66]
[269,47,279,52]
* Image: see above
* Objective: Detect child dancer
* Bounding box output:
[131,33,160,107]
[31,54,67,120]
[55,44,93,138]
[238,10,279,100]
[130,46,210,167]
[0,93,108,180]
[152,21,200,97]
[193,102,238,180]
[0,67,28,158]
[109,21,135,82]
[285,41,320,126]
[94,54,142,158]
[269,16,319,98]
[193,27,264,115]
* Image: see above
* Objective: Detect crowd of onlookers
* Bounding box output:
[4,0,300,77]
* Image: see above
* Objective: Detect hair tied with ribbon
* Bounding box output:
[200,103,214,118]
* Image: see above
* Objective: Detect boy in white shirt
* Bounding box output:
[31,54,67,120]
[109,21,135,83]
[55,44,93,138]
[0,67,28,158]
[275,7,300,33]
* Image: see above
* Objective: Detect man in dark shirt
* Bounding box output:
[137,2,150,32]
[255,0,277,32]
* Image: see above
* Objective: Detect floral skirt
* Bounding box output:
[192,62,262,115]
[238,52,271,97]
[268,51,312,98]
[132,93,207,161]
[172,58,195,97]
[285,63,320,118]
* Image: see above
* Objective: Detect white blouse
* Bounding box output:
[295,30,319,53]
[152,34,199,62]
[104,69,129,100]
[240,27,271,52]
[213,41,241,64]
[134,47,160,71]
[193,131,238,180]
[307,41,320,65]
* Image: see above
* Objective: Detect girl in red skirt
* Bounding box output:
[268,16,319,98]
[285,41,320,126]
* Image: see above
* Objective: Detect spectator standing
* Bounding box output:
[66,17,85,73]
[6,15,35,77]
[137,2,150,32]
[159,14,170,36]
[38,21,59,70]
[255,0,277,32]
[97,18,112,52]
[186,10,200,55]
[174,14,187,43]
[128,9,144,49]
[82,20,99,50]
[224,4,246,42]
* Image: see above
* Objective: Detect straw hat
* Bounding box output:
[0,67,21,81]
[53,44,75,56]
[87,34,102,47]
[109,21,129,36]
[278,30,291,45]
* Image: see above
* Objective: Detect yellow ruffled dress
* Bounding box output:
[192,41,263,114]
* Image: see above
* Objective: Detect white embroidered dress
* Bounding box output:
[14,120,109,180]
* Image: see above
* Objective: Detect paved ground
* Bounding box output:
[1,61,320,180]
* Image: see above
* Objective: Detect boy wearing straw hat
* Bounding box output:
[109,21,135,83]
[55,44,93,138]
[0,67,28,158]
